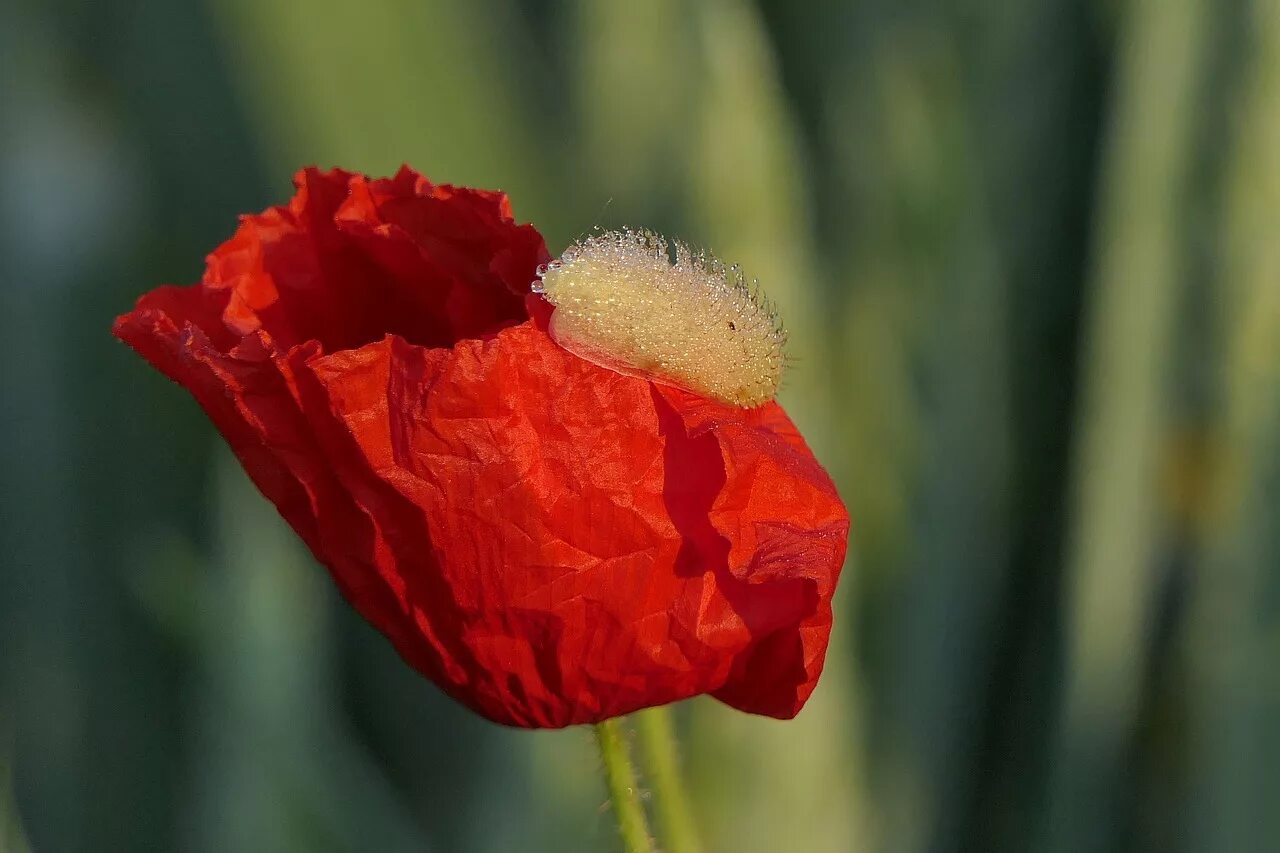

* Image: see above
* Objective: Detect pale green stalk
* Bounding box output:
[635,707,701,853]
[594,718,655,853]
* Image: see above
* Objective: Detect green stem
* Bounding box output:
[635,705,702,853]
[593,717,654,853]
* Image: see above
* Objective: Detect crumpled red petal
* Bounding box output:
[113,165,848,727]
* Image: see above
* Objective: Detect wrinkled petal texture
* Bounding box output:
[114,166,849,727]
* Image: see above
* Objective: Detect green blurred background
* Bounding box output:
[3,0,1278,850]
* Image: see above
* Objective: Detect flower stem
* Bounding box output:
[593,717,654,853]
[635,705,702,853]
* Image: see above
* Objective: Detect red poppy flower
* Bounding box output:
[114,166,848,728]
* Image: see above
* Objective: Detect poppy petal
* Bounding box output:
[113,165,847,728]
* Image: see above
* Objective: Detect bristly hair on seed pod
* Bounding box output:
[532,228,787,408]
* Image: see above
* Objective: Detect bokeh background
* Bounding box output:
[3,0,1278,850]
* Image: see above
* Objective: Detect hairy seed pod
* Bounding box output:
[533,229,787,408]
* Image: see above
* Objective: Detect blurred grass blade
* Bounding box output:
[569,4,866,849]
[825,24,1012,853]
[566,2,872,847]
[1188,1,1280,849]
[206,0,551,222]
[1045,0,1210,847]
[677,2,869,851]
[570,0,696,215]
[684,0,830,448]
[183,451,428,852]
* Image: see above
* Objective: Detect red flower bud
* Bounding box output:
[114,166,848,728]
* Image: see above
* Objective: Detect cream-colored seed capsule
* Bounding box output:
[533,229,786,408]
